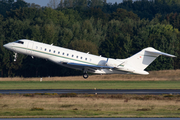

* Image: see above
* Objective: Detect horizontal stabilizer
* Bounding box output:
[147,51,176,57]
[145,47,176,57]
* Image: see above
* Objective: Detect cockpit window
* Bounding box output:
[16,41,24,44]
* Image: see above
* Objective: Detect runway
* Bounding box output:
[0,118,180,120]
[0,89,180,94]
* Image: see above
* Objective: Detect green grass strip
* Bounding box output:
[0,81,180,89]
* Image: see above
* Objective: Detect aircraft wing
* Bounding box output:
[61,62,114,69]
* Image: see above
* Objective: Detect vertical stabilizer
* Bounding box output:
[125,47,175,71]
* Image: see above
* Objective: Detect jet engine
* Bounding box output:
[105,58,121,67]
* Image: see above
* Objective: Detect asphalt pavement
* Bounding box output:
[0,89,180,95]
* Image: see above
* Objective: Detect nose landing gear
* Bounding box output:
[13,52,17,61]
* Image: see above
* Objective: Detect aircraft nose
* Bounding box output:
[3,44,8,48]
[3,43,11,50]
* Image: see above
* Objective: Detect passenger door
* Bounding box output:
[27,41,34,55]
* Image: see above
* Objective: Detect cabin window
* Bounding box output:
[49,49,51,52]
[40,47,42,50]
[67,54,69,56]
[72,55,74,57]
[58,52,60,54]
[54,51,55,53]
[81,57,83,59]
[76,56,78,58]
[63,53,64,55]
[85,58,87,60]
[45,48,47,51]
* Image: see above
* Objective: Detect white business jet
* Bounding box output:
[3,39,176,79]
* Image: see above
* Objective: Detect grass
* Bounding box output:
[1,70,180,118]
[0,81,180,89]
[1,94,180,118]
[0,70,180,89]
[1,70,180,81]
[0,70,180,81]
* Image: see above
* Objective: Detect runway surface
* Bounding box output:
[0,118,180,120]
[0,89,180,94]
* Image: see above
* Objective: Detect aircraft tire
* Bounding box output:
[83,73,88,79]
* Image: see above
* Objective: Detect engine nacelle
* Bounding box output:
[106,58,121,67]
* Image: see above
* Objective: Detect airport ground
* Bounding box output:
[1,93,180,118]
[0,70,180,118]
[0,70,180,89]
[1,69,180,82]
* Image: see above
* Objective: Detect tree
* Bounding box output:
[47,0,60,9]
[133,22,179,70]
[29,3,41,9]
[99,19,133,59]
[85,7,109,23]
[12,0,28,10]
[68,40,99,55]
[110,8,139,21]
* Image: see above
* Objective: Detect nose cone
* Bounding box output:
[3,44,8,48]
[3,43,10,49]
[3,43,12,50]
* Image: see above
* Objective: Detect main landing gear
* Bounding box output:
[83,68,88,79]
[83,73,88,79]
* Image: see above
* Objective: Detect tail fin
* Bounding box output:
[125,47,176,71]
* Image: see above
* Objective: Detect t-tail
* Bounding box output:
[116,47,176,75]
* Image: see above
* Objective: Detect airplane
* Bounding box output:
[3,39,176,79]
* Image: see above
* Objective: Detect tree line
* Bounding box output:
[0,0,180,77]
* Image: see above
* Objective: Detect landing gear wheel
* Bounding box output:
[83,73,88,79]
[13,52,18,61]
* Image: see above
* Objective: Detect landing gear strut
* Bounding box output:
[13,52,17,61]
[83,73,88,79]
